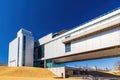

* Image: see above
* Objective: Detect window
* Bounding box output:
[65,35,71,39]
[22,36,26,66]
[65,42,71,52]
[41,45,44,58]
[38,45,44,58]
[46,59,54,68]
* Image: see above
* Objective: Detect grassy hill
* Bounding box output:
[0,66,56,78]
[0,66,80,80]
[106,71,120,76]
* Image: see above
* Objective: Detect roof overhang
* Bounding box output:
[62,18,120,44]
[53,46,120,63]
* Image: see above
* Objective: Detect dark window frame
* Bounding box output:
[65,35,71,39]
[65,42,71,52]
[22,36,26,66]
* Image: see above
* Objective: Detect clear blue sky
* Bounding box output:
[0,0,120,69]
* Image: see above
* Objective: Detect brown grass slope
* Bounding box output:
[0,66,57,78]
[106,71,120,76]
[0,66,85,80]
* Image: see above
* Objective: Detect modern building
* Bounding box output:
[8,8,120,77]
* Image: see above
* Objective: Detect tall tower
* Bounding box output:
[8,28,34,67]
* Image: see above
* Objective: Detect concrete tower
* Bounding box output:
[8,28,34,67]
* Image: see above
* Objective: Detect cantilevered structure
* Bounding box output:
[8,8,120,68]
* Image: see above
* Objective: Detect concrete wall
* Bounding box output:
[47,67,65,78]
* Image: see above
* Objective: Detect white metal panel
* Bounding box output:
[18,35,23,66]
[86,37,93,51]
[71,40,79,53]
[92,34,101,50]
[71,38,87,54]
[71,27,120,55]
[101,27,120,48]
[39,33,52,45]
[45,37,65,59]
[8,38,18,66]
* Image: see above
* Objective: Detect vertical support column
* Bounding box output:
[44,60,46,68]
[17,37,20,66]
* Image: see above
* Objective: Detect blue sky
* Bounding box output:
[0,0,120,69]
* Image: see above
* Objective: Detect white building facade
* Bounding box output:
[8,8,120,68]
[8,29,34,66]
[39,8,120,68]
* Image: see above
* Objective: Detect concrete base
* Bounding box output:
[47,67,65,78]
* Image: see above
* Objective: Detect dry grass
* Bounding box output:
[0,66,82,80]
[0,76,81,80]
[0,66,56,78]
[106,71,120,76]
